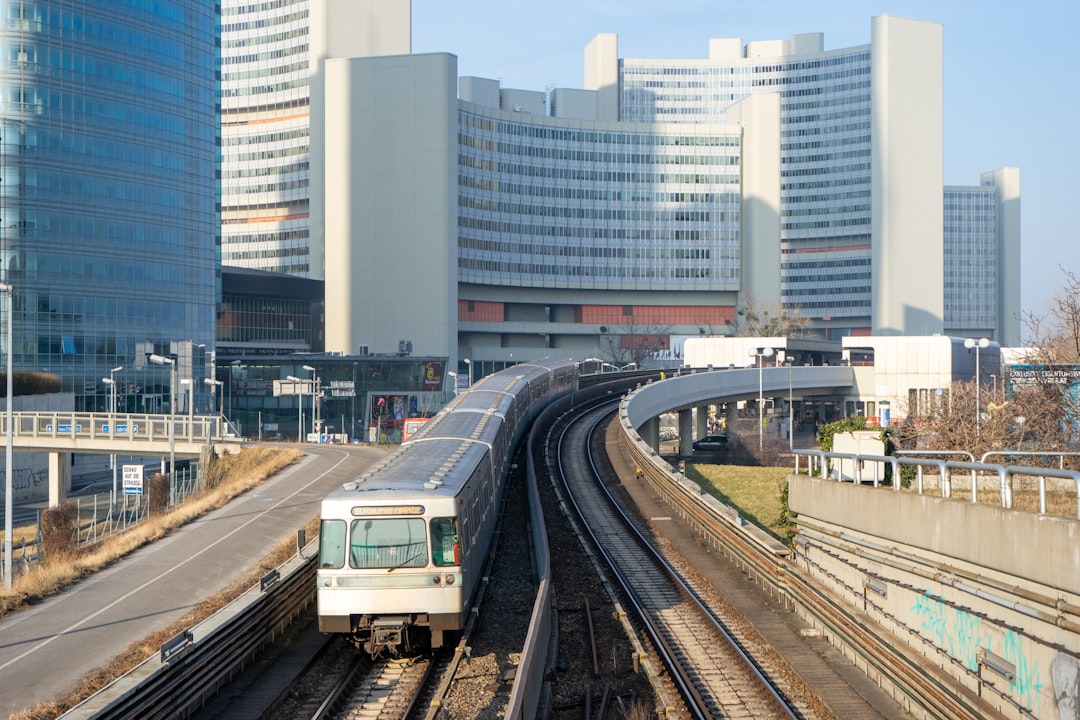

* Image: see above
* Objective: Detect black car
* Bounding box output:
[692,434,728,451]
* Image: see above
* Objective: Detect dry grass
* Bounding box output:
[1,446,303,618]
[4,445,309,720]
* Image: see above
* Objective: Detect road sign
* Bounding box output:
[122,465,144,495]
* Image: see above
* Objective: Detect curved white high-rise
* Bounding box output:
[220,0,312,276]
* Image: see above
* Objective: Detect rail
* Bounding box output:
[793,449,1080,519]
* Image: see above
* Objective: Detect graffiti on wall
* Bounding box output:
[910,589,1063,713]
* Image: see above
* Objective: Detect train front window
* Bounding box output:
[349,518,429,569]
[318,520,347,569]
[430,517,460,567]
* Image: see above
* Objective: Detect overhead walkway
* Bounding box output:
[0,411,240,506]
[624,365,855,454]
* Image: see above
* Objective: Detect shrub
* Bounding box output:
[147,474,170,515]
[40,504,78,561]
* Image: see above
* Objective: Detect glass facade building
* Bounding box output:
[220,0,311,276]
[943,186,998,331]
[457,111,743,292]
[0,0,219,411]
[621,46,873,324]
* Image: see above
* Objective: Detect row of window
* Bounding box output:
[459,236,730,260]
[459,257,737,281]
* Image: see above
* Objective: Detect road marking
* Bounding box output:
[0,449,352,672]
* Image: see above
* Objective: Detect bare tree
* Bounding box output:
[895,379,1079,469]
[732,292,810,337]
[1021,267,1080,363]
[598,322,672,367]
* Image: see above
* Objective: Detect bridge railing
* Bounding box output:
[0,411,230,445]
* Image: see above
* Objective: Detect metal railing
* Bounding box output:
[793,449,1080,519]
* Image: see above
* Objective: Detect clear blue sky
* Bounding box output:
[412,0,1078,321]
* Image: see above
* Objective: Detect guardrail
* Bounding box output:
[793,449,1080,519]
[58,541,315,720]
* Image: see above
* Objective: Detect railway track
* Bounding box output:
[554,402,805,719]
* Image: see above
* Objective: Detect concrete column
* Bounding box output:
[639,417,659,453]
[695,405,709,439]
[48,452,70,507]
[678,409,694,456]
[725,403,738,435]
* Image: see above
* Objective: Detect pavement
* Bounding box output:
[0,443,385,718]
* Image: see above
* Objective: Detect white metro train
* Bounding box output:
[316,357,578,656]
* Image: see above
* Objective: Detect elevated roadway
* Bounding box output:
[624,365,855,452]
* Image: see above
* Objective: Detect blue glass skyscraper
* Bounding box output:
[0,0,219,411]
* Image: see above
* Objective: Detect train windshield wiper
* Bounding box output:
[387,550,424,572]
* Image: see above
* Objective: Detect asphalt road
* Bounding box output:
[0,443,386,717]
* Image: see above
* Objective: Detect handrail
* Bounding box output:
[792,449,1080,518]
[1005,465,1080,519]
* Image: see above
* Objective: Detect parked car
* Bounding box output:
[692,434,728,451]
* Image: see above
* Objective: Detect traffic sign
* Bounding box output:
[122,465,144,495]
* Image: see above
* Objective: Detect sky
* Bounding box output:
[412,0,1079,320]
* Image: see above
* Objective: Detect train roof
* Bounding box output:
[328,437,489,501]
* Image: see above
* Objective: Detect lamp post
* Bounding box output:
[103,366,122,507]
[303,365,316,440]
[964,337,990,436]
[447,371,458,397]
[2,282,13,590]
[287,375,304,441]
[149,353,176,506]
[463,358,472,389]
[180,378,193,424]
[351,362,358,443]
[785,357,794,451]
[748,346,775,453]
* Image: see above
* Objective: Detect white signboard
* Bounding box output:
[122,464,144,495]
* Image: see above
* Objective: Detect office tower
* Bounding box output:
[0,0,219,410]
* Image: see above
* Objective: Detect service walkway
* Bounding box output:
[0,443,383,717]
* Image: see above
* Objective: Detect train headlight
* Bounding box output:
[433,575,441,584]
[321,577,332,587]
[445,574,455,585]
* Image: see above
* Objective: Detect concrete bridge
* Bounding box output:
[0,411,238,506]
[625,365,856,452]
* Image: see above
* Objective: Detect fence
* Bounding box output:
[2,462,205,586]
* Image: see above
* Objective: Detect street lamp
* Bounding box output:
[351,362,358,443]
[180,378,193,424]
[748,346,775,453]
[226,359,241,425]
[204,377,223,415]
[783,355,794,451]
[303,365,317,440]
[149,353,176,506]
[103,367,122,507]
[2,282,12,590]
[463,358,472,388]
[447,371,458,397]
[287,375,304,441]
[964,337,990,436]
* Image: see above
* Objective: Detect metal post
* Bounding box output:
[2,282,13,589]
[106,366,122,508]
[788,360,794,451]
[965,338,989,437]
[748,346,774,453]
[150,353,176,506]
[303,365,315,441]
